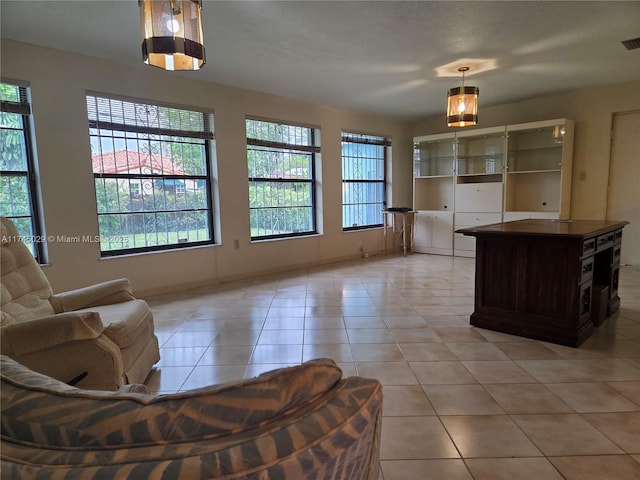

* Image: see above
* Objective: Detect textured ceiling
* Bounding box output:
[1,1,639,120]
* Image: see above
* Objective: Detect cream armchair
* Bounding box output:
[0,216,160,390]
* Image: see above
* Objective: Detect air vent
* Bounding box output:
[621,37,640,50]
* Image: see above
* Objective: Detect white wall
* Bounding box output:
[4,38,636,296]
[413,81,640,221]
[1,39,413,295]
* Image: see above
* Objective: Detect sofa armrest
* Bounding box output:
[117,383,150,395]
[0,311,104,355]
[50,278,135,313]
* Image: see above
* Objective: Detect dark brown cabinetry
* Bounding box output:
[457,219,627,347]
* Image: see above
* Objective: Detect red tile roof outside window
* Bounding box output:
[92,150,185,176]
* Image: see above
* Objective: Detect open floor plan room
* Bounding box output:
[145,253,640,480]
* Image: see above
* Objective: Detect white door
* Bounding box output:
[607,111,640,266]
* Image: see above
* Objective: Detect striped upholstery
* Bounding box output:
[1,355,383,479]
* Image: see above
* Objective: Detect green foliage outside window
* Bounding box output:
[246,119,317,239]
[0,82,41,259]
[87,93,214,255]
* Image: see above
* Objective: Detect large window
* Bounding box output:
[342,132,389,230]
[246,118,319,240]
[0,80,44,261]
[87,93,215,256]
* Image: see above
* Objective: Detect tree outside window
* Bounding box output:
[0,81,44,261]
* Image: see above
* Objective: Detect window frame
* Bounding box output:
[86,92,216,257]
[246,117,320,241]
[341,131,389,231]
[0,79,44,262]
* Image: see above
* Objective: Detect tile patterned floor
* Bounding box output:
[144,253,640,479]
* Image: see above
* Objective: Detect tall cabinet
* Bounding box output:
[412,133,455,255]
[413,118,574,257]
[453,127,505,257]
[503,119,574,222]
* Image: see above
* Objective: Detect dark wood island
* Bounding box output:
[457,219,628,347]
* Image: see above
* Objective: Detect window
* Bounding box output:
[246,118,319,240]
[0,80,44,261]
[342,132,389,230]
[87,93,215,256]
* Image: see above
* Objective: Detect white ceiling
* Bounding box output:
[1,1,639,120]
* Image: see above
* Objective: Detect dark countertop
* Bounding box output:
[456,219,629,238]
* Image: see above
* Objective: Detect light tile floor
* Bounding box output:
[144,253,640,480]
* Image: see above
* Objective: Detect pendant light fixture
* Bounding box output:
[139,0,206,71]
[447,67,479,127]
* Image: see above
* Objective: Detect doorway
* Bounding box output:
[607,111,640,266]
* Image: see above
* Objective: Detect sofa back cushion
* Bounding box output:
[1,217,54,325]
[1,355,343,447]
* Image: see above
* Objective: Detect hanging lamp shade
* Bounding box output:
[447,67,478,127]
[139,0,206,71]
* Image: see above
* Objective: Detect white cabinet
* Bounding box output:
[455,127,505,177]
[454,182,503,257]
[414,177,454,211]
[455,182,503,213]
[505,119,574,219]
[413,119,574,258]
[414,211,454,255]
[455,213,503,225]
[413,134,455,255]
[454,212,502,257]
[413,133,455,211]
[452,127,505,257]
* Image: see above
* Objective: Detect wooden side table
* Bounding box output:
[383,210,417,256]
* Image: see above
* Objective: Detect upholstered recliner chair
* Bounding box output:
[1,355,383,479]
[0,216,160,390]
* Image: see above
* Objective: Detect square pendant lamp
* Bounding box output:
[139,0,206,71]
[447,66,479,127]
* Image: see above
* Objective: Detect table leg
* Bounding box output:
[402,214,407,256]
[410,212,415,254]
[383,213,388,255]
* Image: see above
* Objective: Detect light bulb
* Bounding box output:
[166,18,180,33]
[457,97,466,113]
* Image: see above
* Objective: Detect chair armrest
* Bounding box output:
[50,278,135,313]
[117,383,151,395]
[0,311,104,355]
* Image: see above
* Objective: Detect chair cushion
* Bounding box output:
[1,355,343,447]
[0,218,54,324]
[74,299,152,349]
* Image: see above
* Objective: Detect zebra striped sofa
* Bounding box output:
[1,355,382,479]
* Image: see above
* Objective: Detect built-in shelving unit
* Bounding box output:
[413,133,455,255]
[453,127,505,257]
[413,118,574,257]
[504,119,574,220]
